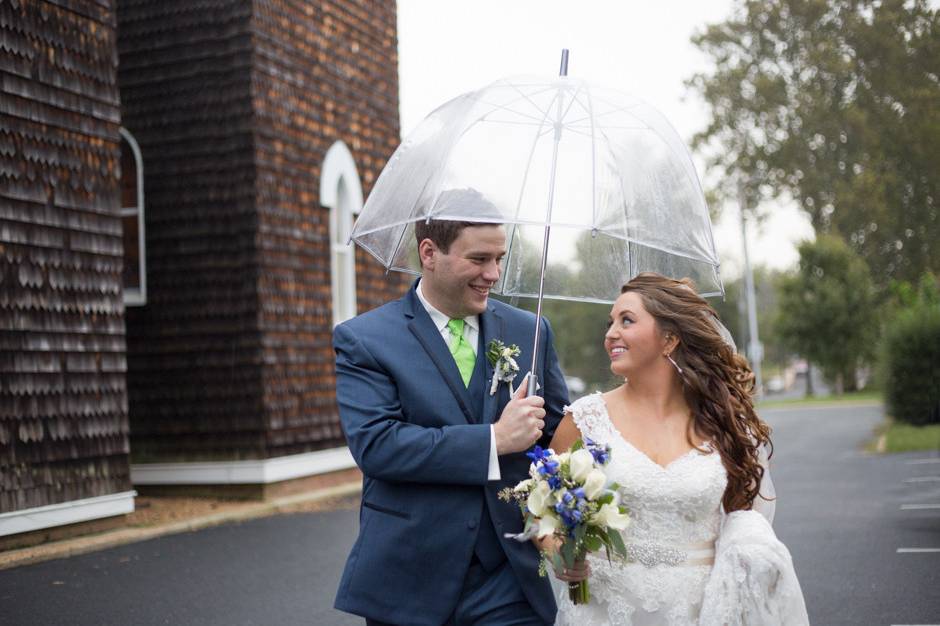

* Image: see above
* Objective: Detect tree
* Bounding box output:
[776,235,878,393]
[688,0,940,286]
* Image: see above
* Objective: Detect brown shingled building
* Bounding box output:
[1,0,405,548]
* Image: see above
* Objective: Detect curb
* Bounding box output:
[0,481,362,571]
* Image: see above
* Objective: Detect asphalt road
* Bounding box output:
[1,402,938,625]
[763,403,940,626]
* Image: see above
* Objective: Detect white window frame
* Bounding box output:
[120,127,147,306]
[320,141,363,327]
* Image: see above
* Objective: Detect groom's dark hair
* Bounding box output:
[415,220,488,253]
[414,188,502,253]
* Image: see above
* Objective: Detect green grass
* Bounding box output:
[757,389,883,409]
[875,421,940,453]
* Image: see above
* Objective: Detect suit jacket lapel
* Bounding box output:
[403,286,474,423]
[481,303,506,425]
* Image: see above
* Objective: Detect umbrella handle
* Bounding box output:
[527,373,539,398]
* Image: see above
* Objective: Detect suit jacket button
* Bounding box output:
[467,519,477,529]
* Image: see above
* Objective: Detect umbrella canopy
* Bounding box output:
[351,74,723,302]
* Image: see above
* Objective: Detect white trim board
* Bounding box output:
[0,491,137,537]
[130,447,357,485]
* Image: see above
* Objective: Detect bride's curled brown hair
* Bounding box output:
[622,273,772,512]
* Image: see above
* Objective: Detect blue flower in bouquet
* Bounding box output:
[537,459,560,476]
[528,446,562,489]
[584,437,611,465]
[553,486,592,536]
[499,437,631,605]
[526,445,554,465]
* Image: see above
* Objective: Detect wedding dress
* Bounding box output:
[555,393,808,626]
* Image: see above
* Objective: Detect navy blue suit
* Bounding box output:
[333,281,569,625]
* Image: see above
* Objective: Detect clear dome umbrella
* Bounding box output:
[351,52,723,394]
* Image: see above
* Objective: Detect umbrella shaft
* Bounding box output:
[529,223,551,396]
[529,86,566,396]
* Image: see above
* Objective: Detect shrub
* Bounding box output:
[883,284,940,425]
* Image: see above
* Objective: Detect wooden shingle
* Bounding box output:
[119,0,406,463]
[0,0,131,514]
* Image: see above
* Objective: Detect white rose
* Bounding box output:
[556,452,571,465]
[513,478,534,493]
[569,448,595,482]
[593,503,630,531]
[583,469,607,500]
[526,481,552,517]
[537,512,561,537]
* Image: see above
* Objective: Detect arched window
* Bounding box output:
[320,141,363,326]
[120,127,146,306]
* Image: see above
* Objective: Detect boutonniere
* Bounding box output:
[486,339,521,396]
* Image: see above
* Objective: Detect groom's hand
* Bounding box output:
[494,375,546,454]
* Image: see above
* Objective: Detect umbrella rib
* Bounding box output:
[565,111,647,128]
[500,86,565,295]
[355,216,718,265]
[503,82,556,120]
[594,119,638,278]
[354,237,396,272]
[585,83,598,231]
[475,82,562,121]
[558,82,587,124]
[476,102,549,125]
[510,86,567,220]
[472,118,560,129]
[494,289,724,305]
[575,91,704,191]
[619,235,721,265]
[565,94,646,127]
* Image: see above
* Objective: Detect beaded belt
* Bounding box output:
[625,540,716,567]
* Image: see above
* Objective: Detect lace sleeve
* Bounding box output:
[703,510,809,625]
[566,393,615,445]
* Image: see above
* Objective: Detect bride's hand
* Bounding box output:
[535,536,592,583]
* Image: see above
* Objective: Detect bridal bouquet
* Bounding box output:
[499,438,630,604]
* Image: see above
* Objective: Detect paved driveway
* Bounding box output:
[2,402,938,625]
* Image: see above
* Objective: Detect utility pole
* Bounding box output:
[739,185,763,397]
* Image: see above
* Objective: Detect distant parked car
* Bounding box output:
[766,376,786,393]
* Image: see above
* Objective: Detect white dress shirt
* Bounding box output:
[416,280,501,481]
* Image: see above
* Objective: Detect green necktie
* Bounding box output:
[447,318,475,387]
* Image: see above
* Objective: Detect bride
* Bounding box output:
[545,273,809,625]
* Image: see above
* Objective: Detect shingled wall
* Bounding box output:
[118,0,405,464]
[117,0,262,463]
[0,0,132,513]
[251,0,404,457]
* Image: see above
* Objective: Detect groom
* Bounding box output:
[333,215,569,625]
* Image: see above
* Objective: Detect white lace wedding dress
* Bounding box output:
[555,393,809,626]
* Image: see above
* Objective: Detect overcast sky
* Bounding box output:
[395,0,815,278]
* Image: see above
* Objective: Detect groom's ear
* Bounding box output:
[418,238,437,271]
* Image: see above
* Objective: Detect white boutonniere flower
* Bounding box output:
[486,339,521,396]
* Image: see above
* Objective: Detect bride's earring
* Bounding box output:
[665,352,683,375]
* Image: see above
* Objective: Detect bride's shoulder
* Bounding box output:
[563,392,612,436]
[563,391,605,415]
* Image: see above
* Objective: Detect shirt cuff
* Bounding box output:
[487,425,501,481]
